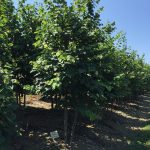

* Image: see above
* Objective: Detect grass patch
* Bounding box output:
[142,124,150,149]
[128,123,150,150]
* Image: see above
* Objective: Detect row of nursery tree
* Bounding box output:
[1,0,150,148]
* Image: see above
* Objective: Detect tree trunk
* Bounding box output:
[70,110,78,145]
[55,94,58,108]
[64,107,68,143]
[51,96,54,109]
[19,93,21,105]
[16,93,19,104]
[24,94,26,107]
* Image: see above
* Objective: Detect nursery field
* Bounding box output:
[1,0,150,150]
[12,94,150,150]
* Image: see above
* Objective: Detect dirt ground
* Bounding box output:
[13,94,150,150]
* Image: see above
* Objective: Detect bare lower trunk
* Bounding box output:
[64,107,68,143]
[55,94,57,108]
[16,93,18,104]
[19,93,21,105]
[24,94,26,107]
[57,94,60,108]
[70,110,78,145]
[51,96,54,109]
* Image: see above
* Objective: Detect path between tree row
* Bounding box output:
[13,94,150,150]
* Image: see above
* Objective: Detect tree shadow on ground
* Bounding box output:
[74,95,150,150]
[13,95,150,150]
[13,107,70,150]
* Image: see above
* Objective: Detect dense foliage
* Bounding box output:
[0,0,150,147]
[0,1,17,149]
[32,0,150,117]
[0,66,16,150]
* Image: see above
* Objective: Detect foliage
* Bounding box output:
[32,0,113,119]
[0,1,17,149]
[0,58,17,149]
[31,0,150,119]
[0,72,16,149]
[0,0,150,146]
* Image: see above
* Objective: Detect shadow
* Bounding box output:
[13,106,69,150]
[16,106,64,131]
[12,93,150,150]
[72,94,150,150]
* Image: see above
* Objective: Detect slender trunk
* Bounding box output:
[54,94,58,108]
[110,101,113,112]
[16,93,18,104]
[24,94,26,107]
[70,110,78,145]
[64,107,68,143]
[21,93,23,97]
[56,94,61,108]
[19,93,21,105]
[51,96,54,109]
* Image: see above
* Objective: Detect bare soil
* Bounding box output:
[12,94,150,150]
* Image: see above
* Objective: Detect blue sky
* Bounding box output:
[13,0,150,63]
[100,0,150,64]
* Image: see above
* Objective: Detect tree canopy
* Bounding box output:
[0,0,150,148]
